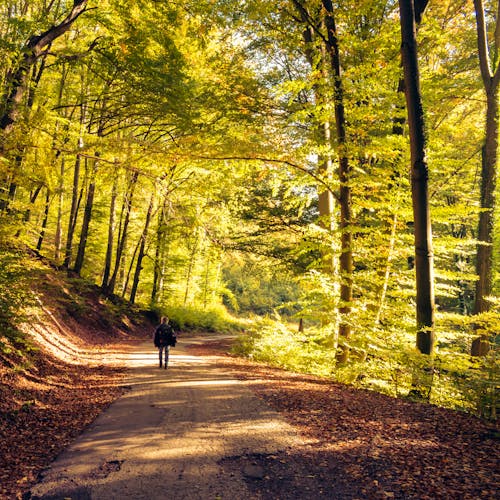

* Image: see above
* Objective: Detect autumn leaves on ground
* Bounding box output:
[0,263,498,500]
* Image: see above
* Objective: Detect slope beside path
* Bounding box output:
[28,334,304,500]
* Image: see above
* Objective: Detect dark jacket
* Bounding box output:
[154,323,174,347]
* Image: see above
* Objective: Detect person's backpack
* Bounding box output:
[158,324,176,347]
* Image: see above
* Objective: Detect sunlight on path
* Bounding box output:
[29,335,303,500]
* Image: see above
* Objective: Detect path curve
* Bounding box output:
[28,334,304,499]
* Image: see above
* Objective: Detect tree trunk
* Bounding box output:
[151,200,169,306]
[64,94,86,269]
[107,170,139,294]
[322,0,353,362]
[36,188,51,252]
[184,227,199,306]
[102,172,118,289]
[399,0,435,355]
[122,238,140,299]
[472,0,499,348]
[202,247,211,309]
[54,156,65,262]
[295,4,336,273]
[73,158,96,275]
[130,193,155,304]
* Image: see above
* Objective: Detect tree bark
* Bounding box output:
[151,198,169,306]
[63,93,87,269]
[54,156,65,262]
[399,0,435,355]
[107,170,139,294]
[73,158,96,275]
[102,172,118,289]
[294,2,336,273]
[322,0,353,362]
[472,0,499,318]
[470,0,500,355]
[184,227,200,306]
[130,192,155,304]
[36,188,51,252]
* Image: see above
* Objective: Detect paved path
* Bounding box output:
[29,335,303,499]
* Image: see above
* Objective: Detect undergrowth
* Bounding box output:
[154,303,245,333]
[0,244,40,355]
[234,317,499,420]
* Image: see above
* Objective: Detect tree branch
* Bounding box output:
[28,1,89,56]
[195,155,340,202]
[414,0,429,24]
[474,0,494,87]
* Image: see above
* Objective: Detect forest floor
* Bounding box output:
[191,338,499,500]
[0,282,498,499]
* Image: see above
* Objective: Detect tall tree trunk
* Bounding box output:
[399,0,435,355]
[63,96,86,268]
[322,0,353,362]
[108,170,139,294]
[151,199,169,306]
[63,151,83,268]
[1,52,48,213]
[102,172,118,289]
[73,158,96,275]
[36,188,51,252]
[54,156,65,261]
[130,193,155,304]
[472,1,499,356]
[122,239,140,299]
[202,246,212,309]
[294,2,336,273]
[0,0,87,136]
[53,64,70,263]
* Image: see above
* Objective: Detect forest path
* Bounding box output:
[28,334,304,500]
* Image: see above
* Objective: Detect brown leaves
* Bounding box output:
[0,353,126,499]
[199,347,499,500]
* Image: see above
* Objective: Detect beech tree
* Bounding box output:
[471,0,499,356]
[399,0,435,355]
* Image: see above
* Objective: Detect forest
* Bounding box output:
[0,0,498,418]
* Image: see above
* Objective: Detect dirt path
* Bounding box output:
[28,335,303,500]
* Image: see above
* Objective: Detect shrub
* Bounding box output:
[153,304,244,333]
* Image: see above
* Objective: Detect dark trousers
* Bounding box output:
[158,345,170,368]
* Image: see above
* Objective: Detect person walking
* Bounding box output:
[153,316,175,369]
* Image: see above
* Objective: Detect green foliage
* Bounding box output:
[235,308,499,419]
[0,244,38,354]
[222,253,301,316]
[233,318,338,377]
[155,304,244,334]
